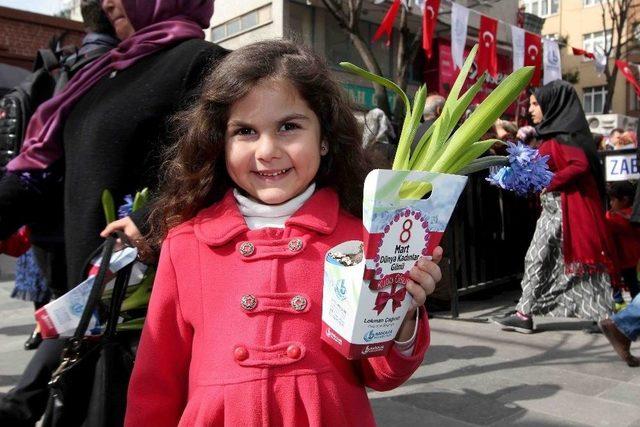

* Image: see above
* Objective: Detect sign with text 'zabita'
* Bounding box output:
[605,152,639,181]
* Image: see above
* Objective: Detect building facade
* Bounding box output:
[523,0,640,117]
[0,6,83,69]
[209,0,519,112]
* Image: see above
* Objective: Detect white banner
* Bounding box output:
[543,38,562,84]
[511,25,525,72]
[595,52,607,75]
[451,3,469,70]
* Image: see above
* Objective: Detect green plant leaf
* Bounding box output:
[339,62,410,116]
[410,60,485,170]
[432,66,534,173]
[444,139,500,174]
[132,187,149,212]
[456,155,509,175]
[395,84,427,170]
[101,189,116,225]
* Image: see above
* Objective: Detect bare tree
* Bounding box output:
[393,6,423,119]
[321,0,422,118]
[600,0,636,113]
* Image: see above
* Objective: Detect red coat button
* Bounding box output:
[286,344,301,359]
[290,295,307,311]
[234,346,249,361]
[288,238,303,252]
[239,242,255,257]
[241,294,258,311]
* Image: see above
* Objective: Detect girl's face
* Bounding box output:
[102,0,135,40]
[225,79,324,205]
[529,94,543,124]
[610,196,630,211]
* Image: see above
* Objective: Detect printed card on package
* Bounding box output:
[35,246,139,339]
[322,169,467,359]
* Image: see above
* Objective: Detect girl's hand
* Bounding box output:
[100,216,143,249]
[395,246,443,342]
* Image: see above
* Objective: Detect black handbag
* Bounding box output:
[42,235,137,427]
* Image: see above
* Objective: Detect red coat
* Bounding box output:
[539,139,617,276]
[606,207,640,269]
[125,188,430,427]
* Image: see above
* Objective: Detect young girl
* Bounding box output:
[125,40,442,426]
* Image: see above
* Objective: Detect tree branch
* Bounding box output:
[321,0,350,30]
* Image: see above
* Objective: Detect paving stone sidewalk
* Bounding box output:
[2,270,640,426]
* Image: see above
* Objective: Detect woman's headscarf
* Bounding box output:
[8,0,214,172]
[361,108,396,148]
[533,80,605,197]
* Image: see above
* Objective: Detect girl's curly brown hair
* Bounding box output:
[147,39,370,250]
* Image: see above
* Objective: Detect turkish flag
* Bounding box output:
[524,32,542,86]
[572,47,595,60]
[616,60,640,97]
[372,0,401,46]
[477,15,498,77]
[422,0,440,59]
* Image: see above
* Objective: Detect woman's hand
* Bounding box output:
[395,246,443,342]
[100,216,142,248]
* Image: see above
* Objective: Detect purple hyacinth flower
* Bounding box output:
[487,142,553,196]
[118,194,134,219]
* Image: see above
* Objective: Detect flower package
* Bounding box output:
[321,45,534,359]
[322,170,467,358]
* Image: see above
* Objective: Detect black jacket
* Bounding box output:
[0,39,228,288]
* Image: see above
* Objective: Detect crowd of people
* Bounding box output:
[0,0,638,425]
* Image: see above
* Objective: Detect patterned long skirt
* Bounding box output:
[11,248,50,304]
[516,192,613,321]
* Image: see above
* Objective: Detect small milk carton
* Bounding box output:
[321,169,467,359]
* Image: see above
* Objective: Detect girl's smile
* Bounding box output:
[225,78,325,205]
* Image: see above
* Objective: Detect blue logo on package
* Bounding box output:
[363,330,376,342]
[334,279,347,301]
[363,329,393,342]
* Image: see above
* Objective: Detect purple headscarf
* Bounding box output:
[8,0,214,171]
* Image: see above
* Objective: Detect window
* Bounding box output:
[583,86,608,114]
[583,0,600,6]
[583,30,612,56]
[633,22,640,42]
[522,0,559,17]
[211,5,271,42]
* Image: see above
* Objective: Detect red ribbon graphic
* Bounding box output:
[374,283,407,315]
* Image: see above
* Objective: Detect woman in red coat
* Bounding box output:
[494,80,616,333]
[125,40,442,426]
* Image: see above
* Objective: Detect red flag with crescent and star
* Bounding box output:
[616,60,640,97]
[524,32,542,86]
[422,0,440,59]
[477,15,498,77]
[372,0,402,46]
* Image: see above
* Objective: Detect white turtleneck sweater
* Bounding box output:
[234,184,316,230]
[232,184,417,353]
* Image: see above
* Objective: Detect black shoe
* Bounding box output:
[23,331,42,351]
[492,314,534,334]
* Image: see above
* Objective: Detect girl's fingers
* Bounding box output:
[431,246,444,264]
[408,266,436,296]
[405,279,427,306]
[100,219,125,237]
[414,257,442,284]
